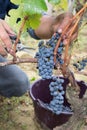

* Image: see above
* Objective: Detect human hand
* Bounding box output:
[0,19,16,56]
[55,12,78,45]
[34,12,78,42]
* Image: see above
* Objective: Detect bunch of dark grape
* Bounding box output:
[73,58,87,71]
[47,76,65,114]
[35,32,73,115]
[35,32,64,79]
[43,76,72,115]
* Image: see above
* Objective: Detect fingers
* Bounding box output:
[56,12,78,45]
[0,19,15,56]
[63,22,78,45]
[63,32,78,45]
[0,22,12,49]
[0,43,7,56]
[1,19,16,36]
[57,12,73,34]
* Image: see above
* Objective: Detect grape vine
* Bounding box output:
[0,3,87,116]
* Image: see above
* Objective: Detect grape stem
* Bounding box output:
[54,4,87,75]
[13,16,29,61]
[0,57,37,66]
[62,15,82,75]
[76,71,87,76]
[64,67,80,92]
[54,4,87,91]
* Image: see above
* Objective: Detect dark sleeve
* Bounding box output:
[6,1,19,17]
[0,0,19,19]
[27,28,41,40]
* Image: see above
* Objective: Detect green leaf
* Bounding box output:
[57,0,68,10]
[9,6,23,32]
[48,0,68,10]
[48,0,60,4]
[30,77,36,81]
[25,14,41,29]
[9,0,47,30]
[21,0,47,16]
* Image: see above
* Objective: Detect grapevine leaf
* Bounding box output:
[25,14,41,30]
[9,6,23,32]
[11,0,47,16]
[48,0,60,4]
[20,0,47,16]
[9,0,47,31]
[48,0,67,10]
[57,0,68,10]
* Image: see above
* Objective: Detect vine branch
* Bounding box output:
[54,4,87,91]
[54,4,87,72]
[0,57,37,66]
[13,16,29,61]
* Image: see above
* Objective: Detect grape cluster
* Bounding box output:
[35,32,72,115]
[73,58,87,71]
[47,76,65,114]
[44,76,72,115]
[35,32,64,79]
[35,40,54,79]
[48,33,64,65]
